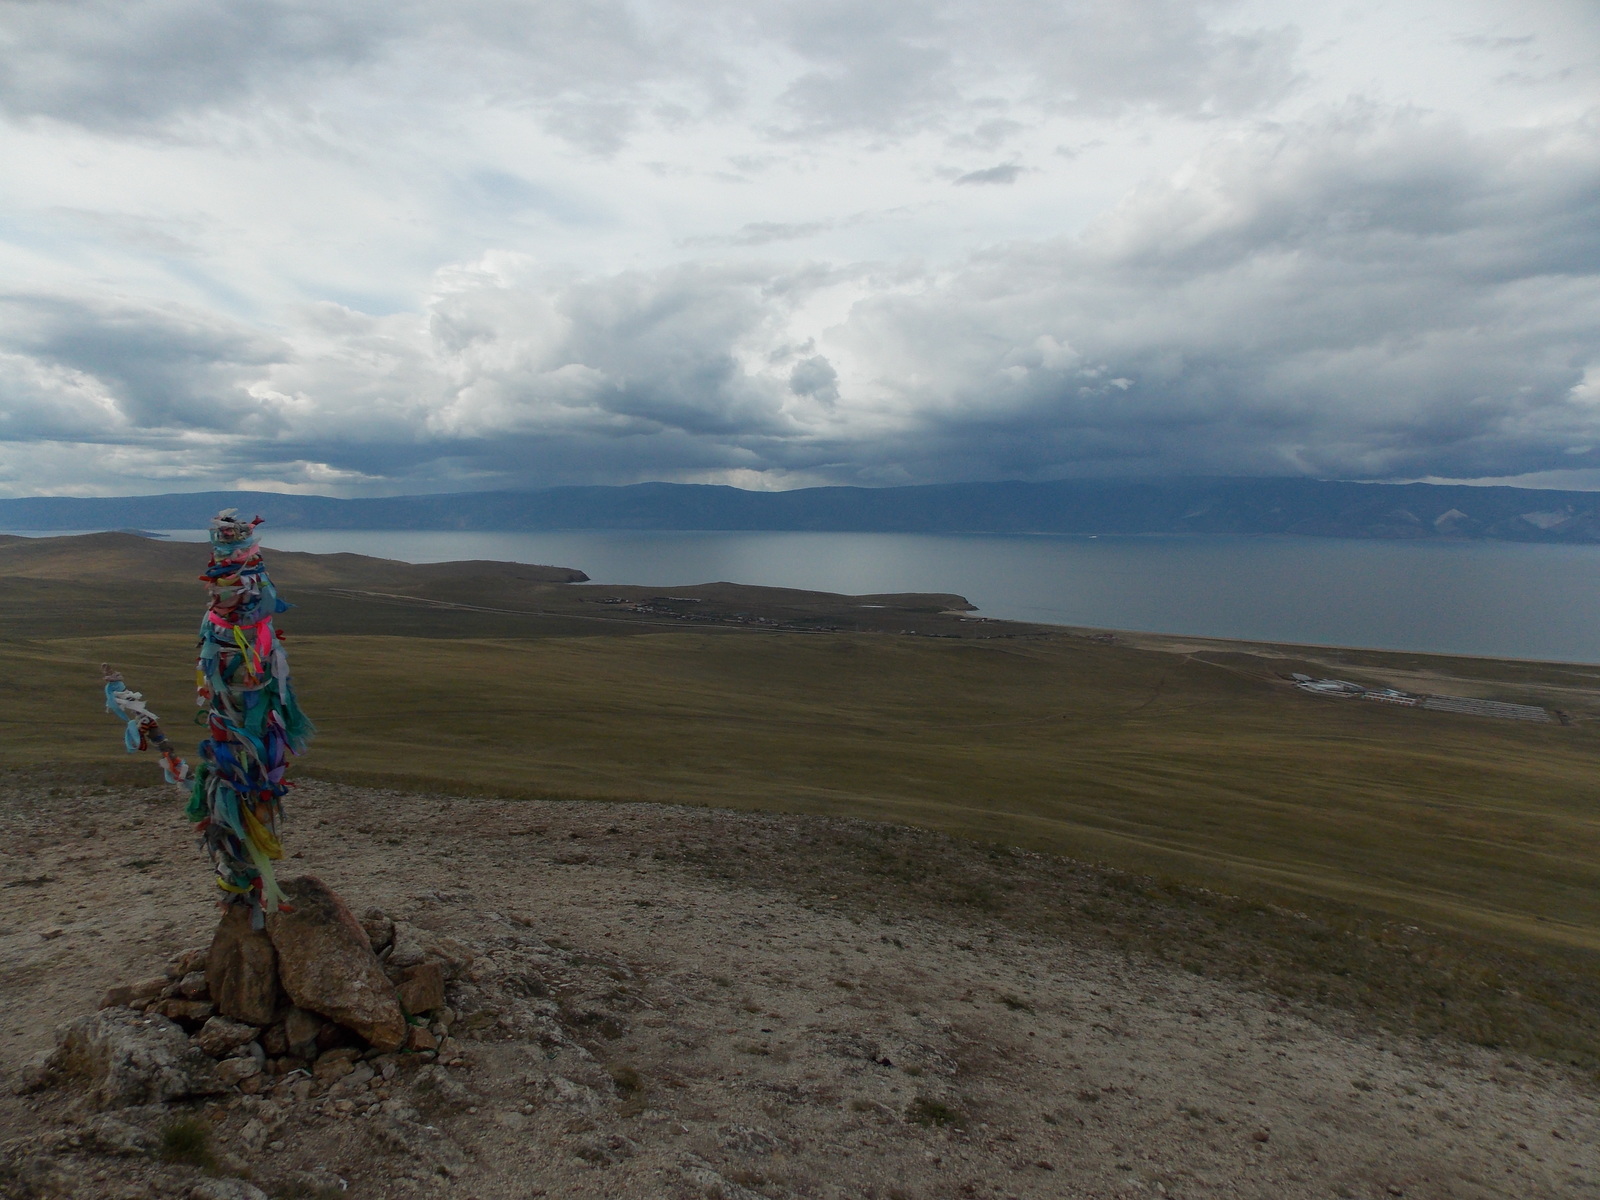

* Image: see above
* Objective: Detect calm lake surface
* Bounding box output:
[18,527,1600,662]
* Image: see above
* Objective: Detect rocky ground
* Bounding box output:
[2,777,1598,1200]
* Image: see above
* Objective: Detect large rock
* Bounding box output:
[267,876,405,1052]
[206,905,281,1025]
[49,1009,223,1109]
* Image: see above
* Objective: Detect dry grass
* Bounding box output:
[10,626,1597,955]
[6,533,1600,1068]
[666,812,1600,1069]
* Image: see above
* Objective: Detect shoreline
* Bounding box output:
[9,524,1600,668]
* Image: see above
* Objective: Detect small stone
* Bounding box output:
[216,1057,262,1086]
[386,923,426,969]
[152,999,215,1023]
[361,908,395,954]
[239,1119,268,1152]
[314,1047,361,1082]
[283,1007,325,1058]
[405,1026,437,1052]
[207,905,282,1026]
[234,1039,267,1066]
[1252,1129,1271,1143]
[99,977,168,1010]
[267,877,406,1053]
[177,971,210,1000]
[170,946,209,977]
[261,1023,289,1057]
[238,1074,265,1095]
[397,961,446,1016]
[194,1016,260,1058]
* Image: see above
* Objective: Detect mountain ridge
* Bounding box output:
[5,478,1600,542]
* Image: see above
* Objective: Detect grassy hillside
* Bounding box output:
[11,531,1600,1064]
[5,531,1600,962]
[8,632,1600,956]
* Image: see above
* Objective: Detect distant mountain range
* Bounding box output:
[5,478,1600,543]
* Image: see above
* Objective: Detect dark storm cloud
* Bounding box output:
[407,108,1597,488]
[867,109,1600,483]
[0,292,286,438]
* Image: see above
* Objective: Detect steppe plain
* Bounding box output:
[2,531,1600,1199]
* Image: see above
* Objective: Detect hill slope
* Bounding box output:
[1,779,1596,1200]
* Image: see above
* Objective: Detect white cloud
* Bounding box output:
[0,1,1596,495]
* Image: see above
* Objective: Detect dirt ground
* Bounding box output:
[2,777,1597,1200]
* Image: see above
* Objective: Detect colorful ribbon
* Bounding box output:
[101,665,191,785]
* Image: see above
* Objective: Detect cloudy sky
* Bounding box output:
[1,0,1597,497]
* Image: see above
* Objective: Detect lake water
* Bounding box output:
[15,527,1600,662]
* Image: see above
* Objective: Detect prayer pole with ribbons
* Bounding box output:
[191,510,314,927]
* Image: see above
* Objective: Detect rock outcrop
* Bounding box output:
[47,1009,224,1109]
[39,880,446,1118]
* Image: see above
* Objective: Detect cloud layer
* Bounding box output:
[0,0,1597,495]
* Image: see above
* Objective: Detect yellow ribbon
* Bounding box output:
[241,804,284,860]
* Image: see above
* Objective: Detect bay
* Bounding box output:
[53,526,1597,664]
[12,528,1600,662]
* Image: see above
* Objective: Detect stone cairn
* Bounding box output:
[23,876,458,1111]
